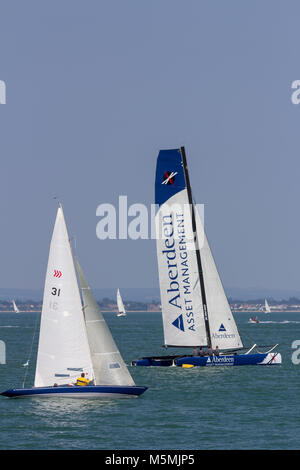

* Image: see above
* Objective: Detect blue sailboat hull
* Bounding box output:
[132,352,282,367]
[1,385,148,398]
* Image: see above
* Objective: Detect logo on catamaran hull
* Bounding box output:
[206,355,234,365]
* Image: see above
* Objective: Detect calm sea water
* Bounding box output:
[0,310,299,450]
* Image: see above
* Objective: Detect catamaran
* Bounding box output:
[12,300,20,313]
[1,205,147,398]
[117,288,126,317]
[132,147,281,367]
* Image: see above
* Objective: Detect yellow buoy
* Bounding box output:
[181,363,194,368]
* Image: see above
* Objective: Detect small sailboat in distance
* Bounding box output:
[264,298,271,313]
[1,205,147,398]
[12,300,20,313]
[117,289,126,317]
[132,147,281,367]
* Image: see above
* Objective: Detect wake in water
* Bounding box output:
[0,325,20,328]
[248,320,300,324]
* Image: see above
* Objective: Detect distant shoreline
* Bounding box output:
[1,309,300,314]
[233,310,300,313]
[0,310,161,313]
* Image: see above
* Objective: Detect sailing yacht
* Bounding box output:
[1,205,147,398]
[264,299,271,313]
[12,300,20,313]
[117,289,126,317]
[132,147,281,367]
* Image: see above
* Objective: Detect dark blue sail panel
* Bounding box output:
[155,149,186,207]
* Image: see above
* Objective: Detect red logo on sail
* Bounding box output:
[162,171,177,185]
[53,270,62,278]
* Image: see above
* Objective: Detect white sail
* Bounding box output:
[34,206,94,387]
[117,289,126,316]
[195,206,243,350]
[156,189,208,348]
[12,300,20,313]
[265,299,271,313]
[76,261,135,386]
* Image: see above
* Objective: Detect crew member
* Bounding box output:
[75,372,90,386]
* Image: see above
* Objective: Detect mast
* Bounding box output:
[180,146,212,348]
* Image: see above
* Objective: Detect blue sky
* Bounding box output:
[0,1,299,294]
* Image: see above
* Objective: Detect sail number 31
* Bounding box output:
[51,287,61,296]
